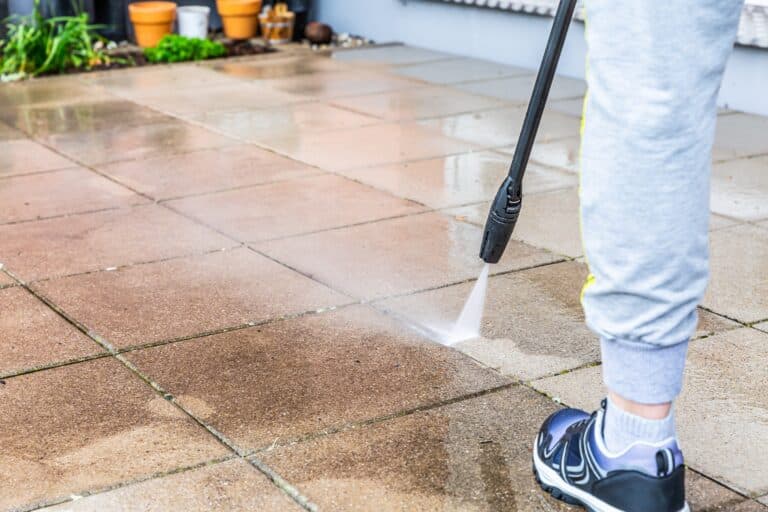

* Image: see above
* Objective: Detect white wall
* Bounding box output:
[316,0,768,116]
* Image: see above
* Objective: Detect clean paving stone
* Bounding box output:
[258,212,560,300]
[262,122,481,171]
[456,74,587,104]
[125,305,509,451]
[330,86,507,122]
[378,261,599,380]
[0,204,235,282]
[168,174,426,243]
[0,271,15,287]
[418,105,580,149]
[0,167,146,224]
[257,70,424,99]
[0,78,110,108]
[41,459,300,512]
[711,156,768,221]
[34,247,350,348]
[713,113,768,161]
[0,358,227,511]
[0,287,100,376]
[331,45,456,66]
[393,57,531,84]
[0,120,23,140]
[338,151,576,209]
[548,97,586,117]
[755,322,768,333]
[0,139,74,177]
[97,144,322,201]
[531,327,768,496]
[703,224,768,323]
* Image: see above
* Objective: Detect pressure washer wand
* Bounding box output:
[479,0,578,263]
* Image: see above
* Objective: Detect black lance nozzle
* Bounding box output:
[479,0,577,264]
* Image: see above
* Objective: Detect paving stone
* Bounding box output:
[330,86,507,122]
[0,287,100,376]
[41,121,239,166]
[548,97,586,117]
[86,64,244,95]
[418,106,579,149]
[258,386,570,511]
[0,204,234,281]
[0,139,74,177]
[755,323,768,333]
[760,495,768,506]
[42,459,300,511]
[0,271,15,287]
[393,57,530,84]
[98,144,321,201]
[210,55,350,80]
[187,103,380,143]
[712,156,768,221]
[263,122,480,171]
[704,224,768,323]
[456,75,586,104]
[531,328,768,496]
[168,174,425,243]
[694,309,739,339]
[0,78,109,108]
[331,45,455,66]
[686,471,758,511]
[0,167,146,224]
[379,261,599,380]
[258,70,423,99]
[34,248,349,348]
[713,113,768,161]
[338,151,576,209]
[258,212,559,300]
[0,358,227,511]
[522,136,581,173]
[125,306,509,451]
[0,120,23,140]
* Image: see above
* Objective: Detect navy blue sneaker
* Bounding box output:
[533,400,688,512]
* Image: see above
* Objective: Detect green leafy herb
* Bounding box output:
[144,35,227,63]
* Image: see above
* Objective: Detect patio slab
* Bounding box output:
[713,113,768,161]
[258,212,560,300]
[331,46,455,66]
[42,459,300,512]
[712,155,768,221]
[256,70,424,99]
[124,305,509,452]
[0,358,227,511]
[97,144,321,201]
[0,139,74,177]
[168,174,425,243]
[0,120,22,140]
[34,248,350,348]
[0,204,234,282]
[532,327,768,496]
[337,151,576,210]
[456,75,587,104]
[0,271,15,288]
[0,287,100,376]
[0,167,146,224]
[210,54,352,80]
[392,57,531,84]
[0,78,110,108]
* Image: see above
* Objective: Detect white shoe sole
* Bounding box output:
[532,441,690,512]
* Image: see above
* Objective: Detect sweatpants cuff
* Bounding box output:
[601,337,689,404]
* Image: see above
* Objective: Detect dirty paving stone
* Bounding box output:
[0,167,147,224]
[379,261,598,381]
[97,144,322,201]
[0,287,101,375]
[34,247,350,348]
[41,459,300,512]
[711,155,768,221]
[167,174,426,243]
[531,327,768,497]
[0,358,227,511]
[125,305,510,452]
[713,113,768,161]
[258,385,570,511]
[258,212,560,300]
[258,70,424,100]
[392,57,530,85]
[0,204,235,282]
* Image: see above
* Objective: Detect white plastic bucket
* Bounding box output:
[177,6,211,39]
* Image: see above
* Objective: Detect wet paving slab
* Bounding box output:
[337,151,576,210]
[712,155,768,222]
[331,46,455,67]
[532,327,768,497]
[124,305,509,452]
[0,78,111,109]
[0,139,75,177]
[256,70,424,100]
[258,212,560,301]
[0,286,101,376]
[41,459,300,512]
[0,270,16,288]
[0,204,235,282]
[0,358,227,511]
[0,167,146,224]
[456,75,586,105]
[34,247,350,348]
[392,57,531,85]
[167,174,426,243]
[97,144,322,201]
[713,113,768,161]
[209,54,352,81]
[0,120,23,140]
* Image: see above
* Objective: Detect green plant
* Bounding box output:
[0,0,115,81]
[144,35,227,64]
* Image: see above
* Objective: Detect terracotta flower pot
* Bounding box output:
[129,2,177,48]
[217,0,262,40]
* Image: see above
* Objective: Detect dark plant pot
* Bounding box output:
[95,0,129,41]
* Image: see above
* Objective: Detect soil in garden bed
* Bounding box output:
[53,39,276,76]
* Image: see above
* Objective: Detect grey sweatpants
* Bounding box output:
[580,1,744,404]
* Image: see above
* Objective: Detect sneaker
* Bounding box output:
[532,400,689,512]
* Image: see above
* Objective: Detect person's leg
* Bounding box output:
[533,1,743,510]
